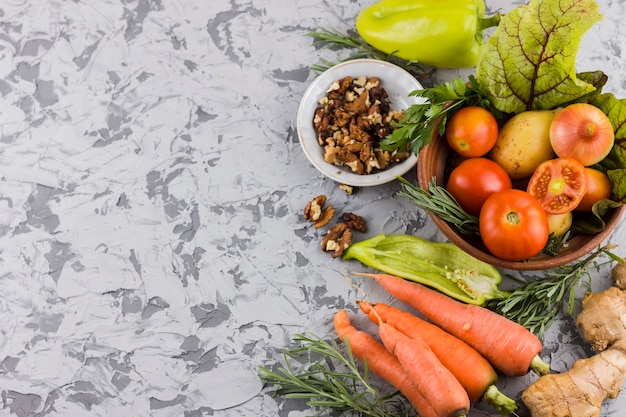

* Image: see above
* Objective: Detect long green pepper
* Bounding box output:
[355,0,501,68]
[343,234,509,305]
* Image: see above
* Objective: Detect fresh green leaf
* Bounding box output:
[575,70,610,102]
[607,169,626,203]
[477,0,602,114]
[380,76,501,155]
[570,199,624,234]
[594,94,626,163]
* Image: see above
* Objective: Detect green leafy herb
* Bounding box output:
[259,333,413,417]
[398,177,480,236]
[590,92,626,203]
[492,245,624,337]
[570,199,625,235]
[476,0,602,113]
[380,76,502,155]
[307,26,434,81]
[541,232,571,257]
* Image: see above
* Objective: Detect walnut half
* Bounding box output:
[320,223,353,258]
[303,195,335,228]
[303,195,327,222]
[342,213,367,233]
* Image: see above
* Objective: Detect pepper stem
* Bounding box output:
[481,384,518,417]
[478,13,502,32]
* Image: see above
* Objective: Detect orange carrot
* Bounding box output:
[359,301,494,402]
[333,310,439,417]
[357,272,550,377]
[377,318,470,417]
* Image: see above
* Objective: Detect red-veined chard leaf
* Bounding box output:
[587,88,626,203]
[476,0,603,114]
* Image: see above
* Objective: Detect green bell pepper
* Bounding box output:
[355,0,501,68]
[343,234,509,305]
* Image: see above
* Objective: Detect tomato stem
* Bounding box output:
[506,211,520,225]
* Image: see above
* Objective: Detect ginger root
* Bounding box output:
[522,262,626,417]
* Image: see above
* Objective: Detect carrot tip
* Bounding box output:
[351,271,376,278]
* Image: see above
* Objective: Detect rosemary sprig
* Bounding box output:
[259,333,413,417]
[492,244,623,337]
[398,176,480,236]
[380,76,503,155]
[307,26,435,81]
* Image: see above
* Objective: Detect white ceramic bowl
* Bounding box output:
[297,59,424,186]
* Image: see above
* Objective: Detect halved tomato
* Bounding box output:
[527,158,588,214]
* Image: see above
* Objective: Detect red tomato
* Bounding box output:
[550,103,615,166]
[576,168,612,211]
[479,189,550,261]
[527,158,588,214]
[446,158,512,217]
[445,106,499,157]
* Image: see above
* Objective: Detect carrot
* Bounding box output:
[356,272,550,377]
[376,318,470,417]
[360,301,518,415]
[333,310,439,417]
[359,302,487,398]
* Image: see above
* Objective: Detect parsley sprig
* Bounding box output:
[259,333,413,417]
[381,76,503,155]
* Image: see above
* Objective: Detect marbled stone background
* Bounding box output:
[0,0,625,416]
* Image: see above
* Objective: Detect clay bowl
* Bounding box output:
[417,132,625,271]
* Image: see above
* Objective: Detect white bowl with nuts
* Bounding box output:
[297,59,424,187]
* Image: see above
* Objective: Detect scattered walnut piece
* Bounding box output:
[303,195,327,222]
[342,213,367,233]
[339,184,353,195]
[314,205,335,228]
[321,223,353,258]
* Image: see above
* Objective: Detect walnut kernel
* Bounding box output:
[321,223,353,258]
[314,205,335,229]
[303,195,327,222]
[342,213,367,233]
[312,75,405,176]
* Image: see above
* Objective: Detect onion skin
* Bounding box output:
[550,103,615,166]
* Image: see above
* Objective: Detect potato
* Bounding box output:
[488,110,557,180]
[546,212,572,237]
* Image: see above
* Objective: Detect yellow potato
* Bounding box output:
[546,212,573,237]
[488,110,557,180]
